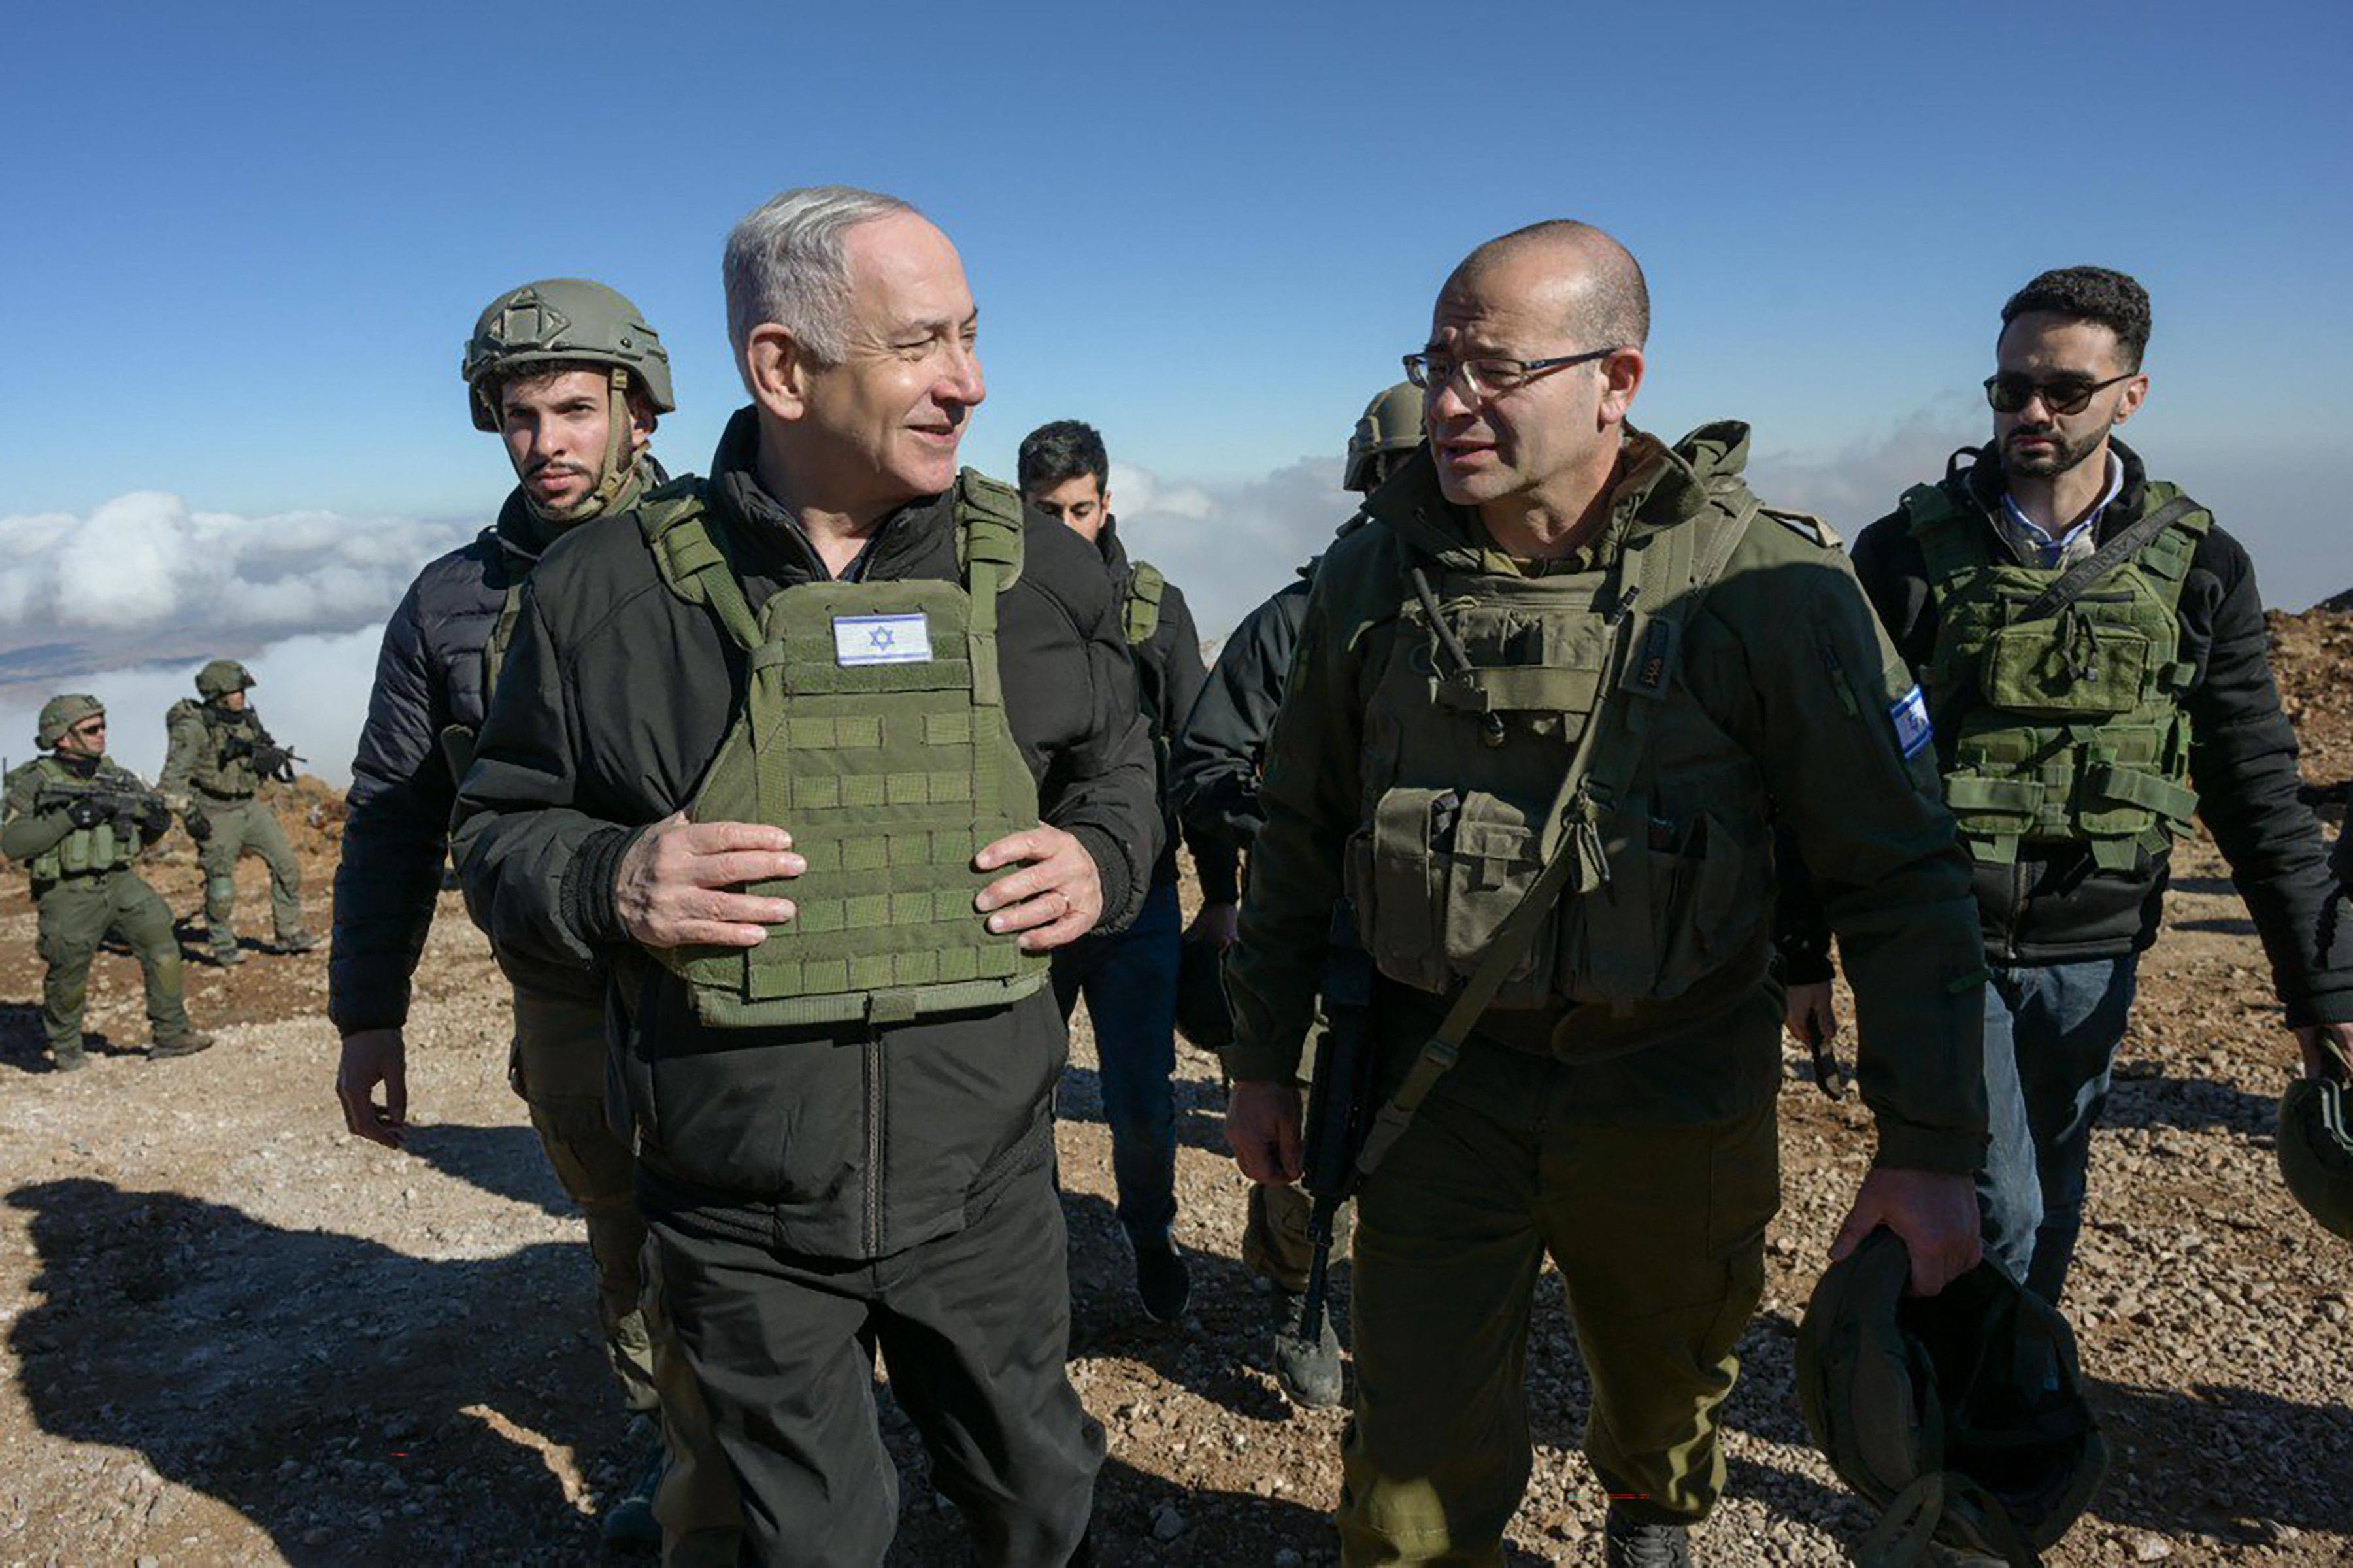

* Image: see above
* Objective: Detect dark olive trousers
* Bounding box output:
[35,869,190,1055]
[193,797,305,956]
[1338,1041,1777,1566]
[648,1161,1100,1567]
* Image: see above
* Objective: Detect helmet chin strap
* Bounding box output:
[524,366,646,527]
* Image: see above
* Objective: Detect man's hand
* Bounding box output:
[2295,1022,2353,1082]
[1784,980,1837,1048]
[1186,900,1240,950]
[337,1028,409,1149]
[1829,1166,1981,1296]
[973,825,1102,952]
[1226,1078,1303,1186]
[184,810,212,843]
[614,812,802,950]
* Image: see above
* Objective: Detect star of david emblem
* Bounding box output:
[870,626,895,650]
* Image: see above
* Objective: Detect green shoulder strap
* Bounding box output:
[1350,492,1758,1181]
[480,578,530,709]
[638,480,761,651]
[2117,482,2211,613]
[1903,483,1985,609]
[952,469,1027,710]
[1122,561,1166,646]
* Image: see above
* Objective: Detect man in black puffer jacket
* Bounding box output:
[1778,267,2353,1309]
[450,188,1156,1567]
[329,279,737,1560]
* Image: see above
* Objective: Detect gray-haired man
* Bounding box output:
[450,186,1156,1565]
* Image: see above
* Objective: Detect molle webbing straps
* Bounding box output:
[1123,562,1166,646]
[1350,497,1755,1182]
[2013,495,2199,624]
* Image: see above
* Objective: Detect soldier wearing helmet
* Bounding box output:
[1166,380,1421,1407]
[159,659,316,965]
[4,695,212,1068]
[329,278,733,1558]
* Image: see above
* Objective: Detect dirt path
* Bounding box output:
[3,683,2350,1565]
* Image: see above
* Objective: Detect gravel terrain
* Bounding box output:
[2,617,2350,1567]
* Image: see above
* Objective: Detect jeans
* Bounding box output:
[1052,879,1182,1250]
[1978,956,2139,1303]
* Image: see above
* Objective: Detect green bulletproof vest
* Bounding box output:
[1343,485,1766,1018]
[639,469,1050,1027]
[1909,482,2209,872]
[171,699,260,797]
[12,757,141,883]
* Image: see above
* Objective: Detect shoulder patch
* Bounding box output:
[1890,684,1933,759]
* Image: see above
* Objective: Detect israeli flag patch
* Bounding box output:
[833,612,932,667]
[1890,685,1933,759]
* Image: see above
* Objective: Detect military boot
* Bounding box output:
[600,1451,664,1555]
[275,931,321,956]
[209,942,244,968]
[1603,1507,1691,1568]
[1269,1290,1343,1408]
[52,1043,88,1073]
[150,1030,215,1061]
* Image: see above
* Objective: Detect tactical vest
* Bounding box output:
[638,469,1050,1027]
[12,759,140,883]
[1121,561,1164,648]
[1343,486,1766,1017]
[1907,482,2209,871]
[170,699,259,798]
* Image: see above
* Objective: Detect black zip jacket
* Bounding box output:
[1171,561,1313,854]
[1094,518,1238,901]
[328,479,655,1035]
[1780,440,2353,1025]
[450,408,1160,1258]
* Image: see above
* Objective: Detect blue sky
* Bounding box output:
[2,0,2349,771]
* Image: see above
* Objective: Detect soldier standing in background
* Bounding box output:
[160,659,316,965]
[1168,380,1422,1404]
[4,695,212,1068]
[331,279,735,1559]
[1018,417,1239,1324]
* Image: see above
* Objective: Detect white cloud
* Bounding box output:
[0,629,390,789]
[1112,455,1357,637]
[0,492,480,642]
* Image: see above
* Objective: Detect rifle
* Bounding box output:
[1277,907,1378,1364]
[223,727,305,784]
[35,780,171,839]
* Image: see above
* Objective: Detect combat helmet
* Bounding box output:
[36,693,103,749]
[463,279,675,521]
[2278,1035,2353,1242]
[1797,1229,2107,1566]
[195,659,254,700]
[1344,382,1426,492]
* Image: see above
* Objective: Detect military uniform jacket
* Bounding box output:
[450,407,1160,1259]
[1779,441,2353,1026]
[328,470,662,1036]
[1224,424,1989,1173]
[1093,518,1238,901]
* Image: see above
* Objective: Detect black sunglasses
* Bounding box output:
[1983,371,2134,416]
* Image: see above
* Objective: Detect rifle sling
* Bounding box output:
[2012,495,2197,622]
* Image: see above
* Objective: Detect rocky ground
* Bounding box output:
[2,618,2351,1567]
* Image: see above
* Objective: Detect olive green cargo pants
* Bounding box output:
[1244,1179,1352,1294]
[1337,1040,1777,1565]
[35,869,191,1058]
[193,797,307,958]
[508,988,739,1565]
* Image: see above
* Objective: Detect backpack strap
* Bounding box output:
[952,469,1026,712]
[1122,561,1165,646]
[1351,493,1758,1181]
[637,480,761,651]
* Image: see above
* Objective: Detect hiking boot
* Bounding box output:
[150,1031,215,1061]
[1269,1290,1344,1408]
[601,1452,664,1554]
[209,945,244,968]
[1133,1237,1192,1324]
[275,930,321,955]
[1603,1507,1691,1568]
[52,1045,88,1073]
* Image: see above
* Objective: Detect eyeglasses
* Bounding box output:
[1983,371,2134,416]
[1403,346,1618,400]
